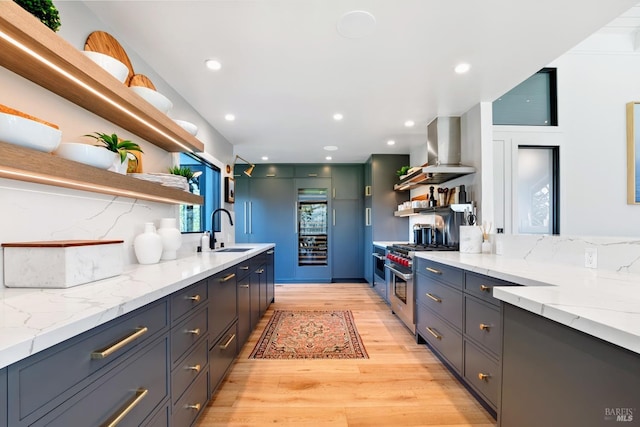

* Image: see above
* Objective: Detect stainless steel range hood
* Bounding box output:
[423,116,475,181]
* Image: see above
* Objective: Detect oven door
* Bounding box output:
[385,263,415,333]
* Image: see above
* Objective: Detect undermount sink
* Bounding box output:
[215,247,254,252]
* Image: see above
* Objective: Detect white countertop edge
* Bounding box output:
[0,243,274,368]
[415,252,640,354]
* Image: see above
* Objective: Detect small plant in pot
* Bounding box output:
[13,0,61,32]
[85,132,143,174]
[168,166,196,180]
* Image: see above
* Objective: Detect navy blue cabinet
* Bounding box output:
[0,369,6,427]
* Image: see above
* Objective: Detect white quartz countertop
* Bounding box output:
[415,252,640,354]
[0,244,274,369]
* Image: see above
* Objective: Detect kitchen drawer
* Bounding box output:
[171,278,208,323]
[37,336,169,427]
[464,340,499,408]
[416,274,463,330]
[210,321,238,393]
[172,338,208,403]
[143,402,169,427]
[0,368,6,427]
[209,266,238,344]
[236,260,251,280]
[415,258,463,290]
[416,306,462,373]
[465,272,515,306]
[171,307,208,367]
[171,366,208,427]
[464,295,501,356]
[8,300,168,425]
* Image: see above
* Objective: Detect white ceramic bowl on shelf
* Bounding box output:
[55,142,117,169]
[0,112,62,152]
[82,51,129,84]
[129,86,173,114]
[173,119,198,136]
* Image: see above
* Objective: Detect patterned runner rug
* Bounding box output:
[249,310,369,359]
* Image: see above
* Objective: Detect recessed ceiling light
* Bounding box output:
[333,113,343,121]
[225,114,235,121]
[454,63,470,74]
[387,140,396,146]
[404,120,415,127]
[205,59,222,71]
[324,145,338,151]
[326,156,332,160]
[261,156,269,161]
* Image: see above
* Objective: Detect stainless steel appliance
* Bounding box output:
[372,246,388,302]
[386,205,469,332]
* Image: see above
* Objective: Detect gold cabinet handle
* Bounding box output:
[186,328,201,336]
[239,284,249,288]
[426,267,442,275]
[426,293,442,303]
[185,364,201,373]
[266,250,274,255]
[239,266,250,270]
[478,373,491,381]
[220,273,236,282]
[426,327,442,340]
[102,388,148,427]
[186,294,201,303]
[479,323,491,331]
[255,268,265,274]
[219,333,236,350]
[480,285,491,292]
[91,327,148,359]
[184,403,201,411]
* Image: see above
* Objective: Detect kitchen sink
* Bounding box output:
[215,247,254,252]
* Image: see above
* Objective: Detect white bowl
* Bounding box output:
[130,86,173,114]
[82,51,129,84]
[55,142,117,169]
[173,119,198,136]
[0,112,62,152]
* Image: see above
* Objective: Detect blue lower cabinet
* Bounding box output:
[143,402,170,427]
[171,367,208,427]
[36,336,169,427]
[0,368,6,427]
[209,321,238,394]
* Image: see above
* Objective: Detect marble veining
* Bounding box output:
[417,251,640,354]
[0,244,273,368]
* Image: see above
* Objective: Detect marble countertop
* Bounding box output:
[0,244,274,369]
[415,252,640,354]
[372,241,404,248]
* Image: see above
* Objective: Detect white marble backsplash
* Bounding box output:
[497,233,640,275]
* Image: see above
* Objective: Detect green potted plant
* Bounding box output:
[85,132,143,174]
[13,0,61,32]
[396,165,411,178]
[168,165,196,181]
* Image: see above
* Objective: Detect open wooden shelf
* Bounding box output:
[0,1,204,154]
[0,141,203,205]
[394,166,476,191]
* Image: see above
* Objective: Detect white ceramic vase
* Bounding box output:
[133,222,163,264]
[157,218,182,260]
[108,156,128,174]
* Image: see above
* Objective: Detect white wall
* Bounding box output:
[0,3,236,285]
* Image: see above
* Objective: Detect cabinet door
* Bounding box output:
[370,154,409,241]
[249,269,261,331]
[331,165,363,200]
[0,368,6,427]
[265,249,275,306]
[295,165,332,178]
[208,267,237,345]
[234,178,250,243]
[249,178,295,281]
[237,274,251,348]
[332,199,363,280]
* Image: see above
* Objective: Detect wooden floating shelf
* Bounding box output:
[0,141,203,205]
[0,2,204,154]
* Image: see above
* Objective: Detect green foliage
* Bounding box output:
[168,166,195,180]
[84,132,143,163]
[14,0,61,32]
[396,165,411,176]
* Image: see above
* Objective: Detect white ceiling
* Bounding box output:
[81,0,639,164]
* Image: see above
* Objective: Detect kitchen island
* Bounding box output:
[0,244,274,427]
[415,252,640,426]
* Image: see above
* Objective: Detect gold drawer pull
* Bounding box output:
[256,268,265,274]
[186,328,201,336]
[185,403,202,411]
[426,327,442,340]
[91,327,148,359]
[478,373,491,381]
[219,333,236,350]
[102,388,148,427]
[186,294,201,303]
[185,364,201,373]
[266,250,274,254]
[426,293,442,303]
[426,267,442,275]
[480,285,491,292]
[220,273,236,282]
[239,284,249,288]
[240,266,250,270]
[479,323,491,331]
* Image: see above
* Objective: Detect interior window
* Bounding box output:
[517,146,559,234]
[493,68,558,126]
[179,152,221,233]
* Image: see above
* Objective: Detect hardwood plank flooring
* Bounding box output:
[197,283,496,427]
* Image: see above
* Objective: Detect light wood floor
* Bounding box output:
[197,283,497,427]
